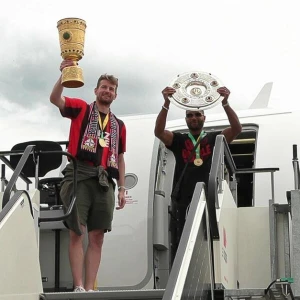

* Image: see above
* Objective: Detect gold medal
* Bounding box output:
[194,158,203,166]
[99,138,107,147]
[98,112,109,148]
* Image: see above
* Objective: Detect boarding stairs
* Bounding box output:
[0,137,299,300]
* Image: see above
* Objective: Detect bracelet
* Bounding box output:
[118,186,125,190]
[162,105,169,111]
[222,103,229,107]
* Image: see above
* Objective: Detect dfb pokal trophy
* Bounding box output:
[169,71,224,110]
[57,18,87,88]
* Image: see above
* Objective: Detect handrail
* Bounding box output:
[208,135,279,239]
[1,146,78,224]
[222,138,279,174]
[38,150,77,223]
[0,142,69,186]
[292,144,300,190]
[0,154,32,186]
[0,190,33,224]
[163,183,214,299]
[2,145,35,208]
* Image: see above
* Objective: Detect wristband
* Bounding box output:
[162,105,169,111]
[118,186,125,190]
[222,103,229,107]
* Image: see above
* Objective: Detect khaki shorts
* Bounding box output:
[65,177,115,232]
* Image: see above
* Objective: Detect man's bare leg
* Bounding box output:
[69,225,86,288]
[84,229,104,291]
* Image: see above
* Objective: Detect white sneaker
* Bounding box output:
[74,286,86,292]
[87,289,96,292]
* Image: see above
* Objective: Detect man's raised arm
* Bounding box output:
[154,87,175,147]
[218,87,242,143]
[50,60,74,110]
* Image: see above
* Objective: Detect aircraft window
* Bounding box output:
[124,173,138,190]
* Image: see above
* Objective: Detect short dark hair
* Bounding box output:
[186,109,204,116]
[96,74,118,91]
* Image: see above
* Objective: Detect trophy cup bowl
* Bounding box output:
[57,18,87,88]
[169,71,224,110]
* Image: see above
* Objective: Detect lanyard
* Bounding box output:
[98,113,109,138]
[188,131,206,159]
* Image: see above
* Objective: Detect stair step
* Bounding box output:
[41,289,165,300]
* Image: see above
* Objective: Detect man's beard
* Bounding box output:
[187,120,204,131]
[97,95,113,105]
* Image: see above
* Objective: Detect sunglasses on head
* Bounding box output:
[186,112,204,118]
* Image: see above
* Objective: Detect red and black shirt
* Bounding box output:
[61,97,126,170]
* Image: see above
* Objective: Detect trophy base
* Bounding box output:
[61,66,84,88]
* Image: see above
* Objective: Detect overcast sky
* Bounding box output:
[0,0,299,151]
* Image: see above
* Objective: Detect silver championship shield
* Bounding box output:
[169,71,224,110]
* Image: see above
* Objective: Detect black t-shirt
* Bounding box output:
[166,131,219,204]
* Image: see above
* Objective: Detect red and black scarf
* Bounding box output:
[78,102,120,179]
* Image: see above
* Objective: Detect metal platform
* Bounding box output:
[41,289,165,300]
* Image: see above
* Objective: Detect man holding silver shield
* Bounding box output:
[154,85,242,262]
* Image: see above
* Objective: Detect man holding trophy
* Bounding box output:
[50,18,126,292]
[154,72,242,262]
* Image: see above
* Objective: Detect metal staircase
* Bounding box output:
[1,138,300,299]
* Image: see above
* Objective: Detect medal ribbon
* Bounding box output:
[98,113,109,139]
[188,131,206,160]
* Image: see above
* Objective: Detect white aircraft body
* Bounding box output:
[0,82,299,300]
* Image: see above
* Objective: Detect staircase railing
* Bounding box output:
[163,183,214,300]
[292,144,300,190]
[0,190,32,224]
[0,145,78,224]
[208,134,279,239]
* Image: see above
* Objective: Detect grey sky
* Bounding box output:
[0,0,299,150]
